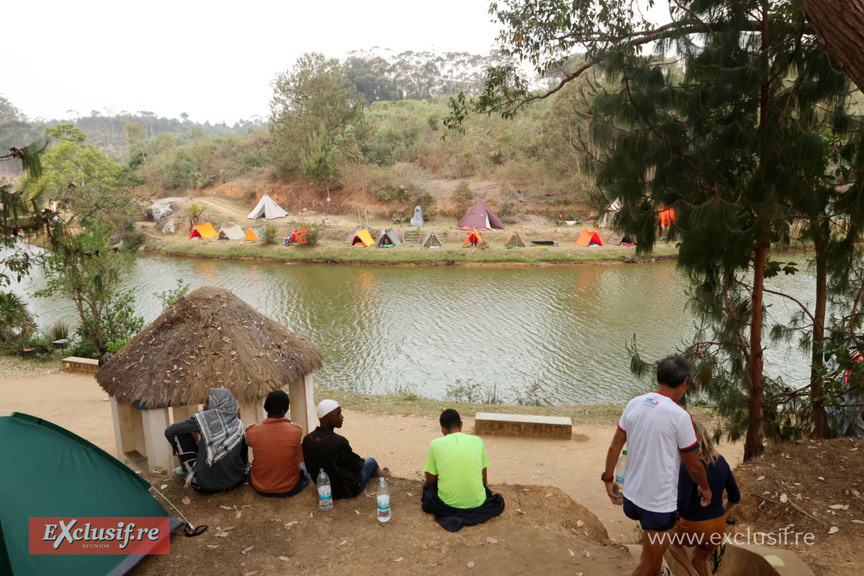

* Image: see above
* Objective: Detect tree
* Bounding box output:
[268,52,366,178]
[123,121,148,167]
[454,0,864,459]
[344,56,400,104]
[185,203,206,230]
[19,124,142,244]
[36,221,143,353]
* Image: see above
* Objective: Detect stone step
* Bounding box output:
[474,412,572,439]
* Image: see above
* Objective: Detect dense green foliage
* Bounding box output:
[454,0,864,457]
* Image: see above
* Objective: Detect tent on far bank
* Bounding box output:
[598,198,622,228]
[189,222,217,240]
[463,228,486,247]
[247,193,288,220]
[505,230,526,248]
[349,229,375,247]
[0,412,181,576]
[411,206,424,227]
[421,231,443,249]
[217,224,245,240]
[658,206,677,227]
[376,229,402,248]
[457,200,504,231]
[244,225,265,242]
[576,228,605,247]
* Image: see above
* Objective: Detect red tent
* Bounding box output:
[462,228,486,247]
[576,228,605,247]
[658,207,677,227]
[457,200,505,231]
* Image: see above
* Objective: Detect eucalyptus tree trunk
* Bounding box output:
[799,0,864,91]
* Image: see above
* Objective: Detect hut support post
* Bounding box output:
[141,408,174,473]
[110,398,136,457]
[238,399,265,428]
[288,374,316,435]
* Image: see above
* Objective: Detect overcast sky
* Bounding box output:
[5,0,502,124]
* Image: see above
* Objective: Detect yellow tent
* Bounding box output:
[349,229,375,247]
[189,222,217,240]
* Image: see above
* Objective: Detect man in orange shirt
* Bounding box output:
[246,390,310,497]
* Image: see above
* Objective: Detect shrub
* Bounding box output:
[263,225,279,245]
[293,224,320,248]
[48,320,71,342]
[154,279,190,310]
[453,181,476,216]
[497,199,519,224]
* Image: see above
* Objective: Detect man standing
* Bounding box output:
[246,390,310,497]
[421,409,505,532]
[603,355,712,576]
[302,399,378,499]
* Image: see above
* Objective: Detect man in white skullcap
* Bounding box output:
[301,399,379,499]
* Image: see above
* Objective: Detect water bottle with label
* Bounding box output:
[317,468,333,511]
[376,477,391,523]
[614,449,627,503]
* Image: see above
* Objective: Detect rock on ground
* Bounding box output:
[148,198,184,221]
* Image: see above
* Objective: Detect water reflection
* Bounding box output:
[7,254,819,404]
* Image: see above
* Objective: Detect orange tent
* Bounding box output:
[189,222,217,240]
[349,228,375,246]
[658,207,677,227]
[576,228,604,247]
[462,228,485,247]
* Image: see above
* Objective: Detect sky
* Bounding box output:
[5,0,503,124]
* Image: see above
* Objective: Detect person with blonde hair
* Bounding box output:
[667,421,740,576]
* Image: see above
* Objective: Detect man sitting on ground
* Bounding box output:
[421,409,505,532]
[164,388,248,493]
[302,399,379,499]
[246,390,310,497]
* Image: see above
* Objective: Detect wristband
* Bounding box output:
[601,472,614,483]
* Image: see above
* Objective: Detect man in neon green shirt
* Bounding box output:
[421,409,505,532]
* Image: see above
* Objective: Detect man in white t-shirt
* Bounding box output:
[602,355,712,576]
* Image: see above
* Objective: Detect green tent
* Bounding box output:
[0,412,178,576]
[421,231,444,249]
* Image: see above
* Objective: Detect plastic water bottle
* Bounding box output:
[376,477,391,523]
[615,450,628,489]
[317,468,333,511]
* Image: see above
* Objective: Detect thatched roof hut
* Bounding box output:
[97,286,324,408]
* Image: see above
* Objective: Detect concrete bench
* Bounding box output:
[474,412,572,439]
[62,356,100,374]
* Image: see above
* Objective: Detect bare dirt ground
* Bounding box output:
[731,437,864,575]
[3,370,859,574]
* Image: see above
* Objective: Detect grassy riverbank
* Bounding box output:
[143,231,680,266]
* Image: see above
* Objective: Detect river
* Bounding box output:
[9,253,817,404]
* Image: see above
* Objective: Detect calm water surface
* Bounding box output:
[11,253,817,404]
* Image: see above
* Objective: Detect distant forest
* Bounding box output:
[1,49,598,220]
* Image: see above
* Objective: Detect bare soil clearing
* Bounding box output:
[2,370,859,574]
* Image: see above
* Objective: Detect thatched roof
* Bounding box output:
[96,286,323,408]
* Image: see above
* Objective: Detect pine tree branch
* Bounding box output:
[762,288,816,324]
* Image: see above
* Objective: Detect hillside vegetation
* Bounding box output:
[1,49,600,225]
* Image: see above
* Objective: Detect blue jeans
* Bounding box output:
[359,458,379,491]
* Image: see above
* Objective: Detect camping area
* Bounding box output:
[6,0,864,574]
